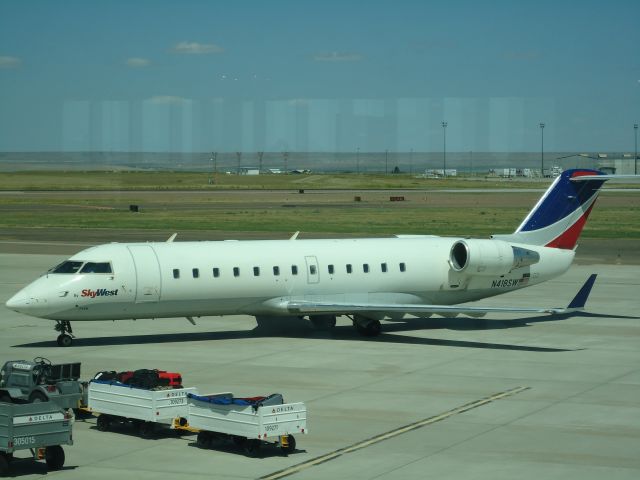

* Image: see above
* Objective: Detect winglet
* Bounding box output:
[567,274,597,310]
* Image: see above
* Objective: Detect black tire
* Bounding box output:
[281,434,296,454]
[243,439,261,457]
[28,391,48,403]
[97,414,111,432]
[57,334,73,347]
[139,421,155,438]
[45,445,65,471]
[356,319,381,337]
[0,453,9,477]
[0,393,12,404]
[196,431,211,449]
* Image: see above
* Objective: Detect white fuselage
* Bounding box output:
[7,237,574,322]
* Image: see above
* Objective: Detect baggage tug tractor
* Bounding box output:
[0,358,83,409]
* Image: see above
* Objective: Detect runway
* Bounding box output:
[1,252,639,479]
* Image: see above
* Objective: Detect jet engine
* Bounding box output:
[449,239,540,276]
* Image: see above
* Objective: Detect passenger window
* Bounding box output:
[213,267,220,278]
[346,264,352,274]
[192,268,199,278]
[328,264,334,274]
[253,267,260,276]
[291,265,298,275]
[310,265,317,275]
[363,264,369,273]
[400,262,406,272]
[233,267,240,277]
[173,269,180,279]
[381,262,387,273]
[51,261,84,274]
[273,266,280,276]
[80,262,112,274]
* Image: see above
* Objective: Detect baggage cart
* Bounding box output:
[0,401,73,476]
[186,392,307,456]
[88,381,197,437]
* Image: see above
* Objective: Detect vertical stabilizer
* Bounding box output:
[492,169,607,249]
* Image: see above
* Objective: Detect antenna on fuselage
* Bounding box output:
[289,231,300,241]
[167,233,178,243]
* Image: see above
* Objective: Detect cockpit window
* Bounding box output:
[80,262,113,274]
[51,261,84,274]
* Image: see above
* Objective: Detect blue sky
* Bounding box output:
[0,0,638,152]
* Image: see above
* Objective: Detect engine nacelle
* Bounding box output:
[449,239,540,276]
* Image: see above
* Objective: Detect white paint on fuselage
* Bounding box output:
[7,237,575,322]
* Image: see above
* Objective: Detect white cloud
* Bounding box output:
[147,95,188,105]
[126,57,151,67]
[313,51,363,62]
[0,56,22,68]
[171,41,224,54]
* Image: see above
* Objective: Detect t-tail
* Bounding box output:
[492,169,608,249]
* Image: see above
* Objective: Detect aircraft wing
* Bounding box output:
[285,274,597,317]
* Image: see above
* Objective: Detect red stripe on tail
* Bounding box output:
[545,202,596,249]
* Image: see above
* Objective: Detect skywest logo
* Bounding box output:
[81,288,119,298]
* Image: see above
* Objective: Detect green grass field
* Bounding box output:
[0,172,638,238]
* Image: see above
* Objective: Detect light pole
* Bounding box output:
[635,123,638,175]
[409,148,413,174]
[441,121,447,177]
[539,123,545,177]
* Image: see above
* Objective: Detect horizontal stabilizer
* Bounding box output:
[567,274,597,310]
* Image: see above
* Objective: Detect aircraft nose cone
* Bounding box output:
[5,291,32,313]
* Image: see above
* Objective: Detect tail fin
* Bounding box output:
[492,169,607,249]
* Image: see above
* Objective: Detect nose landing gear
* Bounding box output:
[54,321,74,347]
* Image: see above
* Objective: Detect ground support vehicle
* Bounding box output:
[0,401,73,476]
[0,358,83,409]
[88,381,197,438]
[187,393,307,456]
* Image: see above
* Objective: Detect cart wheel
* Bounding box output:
[139,421,155,438]
[28,391,48,403]
[197,431,211,449]
[97,414,111,432]
[0,453,9,477]
[281,434,296,454]
[243,439,261,457]
[45,445,65,471]
[0,393,12,404]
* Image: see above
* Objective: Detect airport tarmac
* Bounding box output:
[1,251,639,479]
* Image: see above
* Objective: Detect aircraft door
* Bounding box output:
[127,245,161,303]
[305,256,320,284]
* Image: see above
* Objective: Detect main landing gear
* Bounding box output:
[54,321,74,347]
[352,315,382,337]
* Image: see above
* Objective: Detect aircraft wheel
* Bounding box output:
[355,319,382,337]
[45,445,65,471]
[57,334,73,347]
[281,434,296,454]
[309,315,336,330]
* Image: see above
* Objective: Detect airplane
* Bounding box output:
[4,169,620,347]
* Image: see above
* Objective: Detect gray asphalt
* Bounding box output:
[1,251,639,479]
